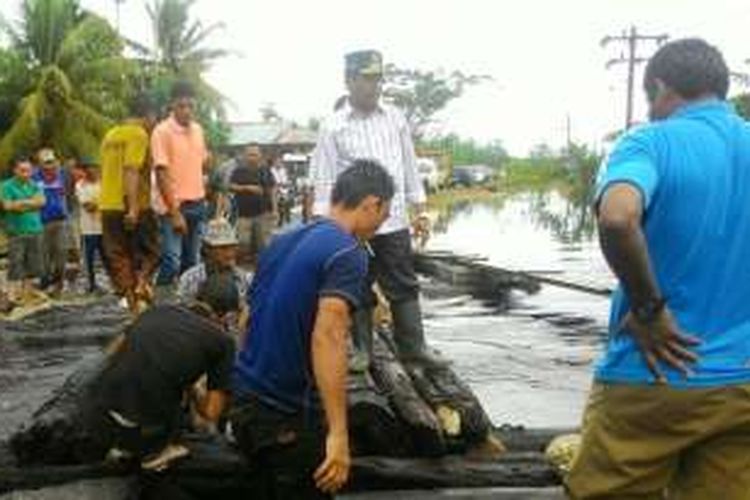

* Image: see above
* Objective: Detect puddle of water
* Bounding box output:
[423,191,614,427]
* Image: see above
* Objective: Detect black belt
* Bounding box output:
[181,199,205,205]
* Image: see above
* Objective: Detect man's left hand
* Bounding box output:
[314,431,350,494]
[618,307,701,383]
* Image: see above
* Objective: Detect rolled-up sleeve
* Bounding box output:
[310,120,339,216]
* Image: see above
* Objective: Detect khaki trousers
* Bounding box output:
[566,382,750,500]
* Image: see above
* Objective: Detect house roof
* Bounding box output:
[227,121,317,147]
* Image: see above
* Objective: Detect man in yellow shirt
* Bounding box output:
[99,94,160,314]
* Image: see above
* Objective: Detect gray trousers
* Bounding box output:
[42,220,67,283]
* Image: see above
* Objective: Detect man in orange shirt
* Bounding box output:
[152,81,210,286]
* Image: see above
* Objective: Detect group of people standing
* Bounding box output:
[1,80,284,315]
[1,149,108,303]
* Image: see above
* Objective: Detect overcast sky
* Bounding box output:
[2,0,750,155]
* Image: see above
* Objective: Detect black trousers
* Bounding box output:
[231,397,330,500]
[365,229,420,308]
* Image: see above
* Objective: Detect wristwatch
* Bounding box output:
[631,297,666,324]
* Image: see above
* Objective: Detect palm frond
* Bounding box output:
[57,13,122,68]
[19,0,80,65]
[0,91,43,169]
[181,20,224,53]
[123,36,153,58]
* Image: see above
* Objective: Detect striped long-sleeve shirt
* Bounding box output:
[309,101,426,234]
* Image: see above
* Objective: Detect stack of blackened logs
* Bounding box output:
[349,328,499,458]
[12,327,499,464]
[3,329,564,494]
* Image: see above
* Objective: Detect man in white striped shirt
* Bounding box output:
[309,50,445,369]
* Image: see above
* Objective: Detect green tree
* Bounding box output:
[731,93,750,120]
[420,134,508,168]
[0,0,132,168]
[383,65,490,138]
[129,0,230,148]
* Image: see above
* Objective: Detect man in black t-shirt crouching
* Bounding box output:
[89,272,239,468]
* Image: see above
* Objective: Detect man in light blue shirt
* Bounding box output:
[567,39,750,499]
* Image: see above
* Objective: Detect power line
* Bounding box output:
[601,26,668,129]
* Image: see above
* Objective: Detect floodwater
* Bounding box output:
[0,189,614,449]
[421,190,614,428]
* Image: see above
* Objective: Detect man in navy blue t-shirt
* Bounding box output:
[232,159,394,499]
[567,39,750,499]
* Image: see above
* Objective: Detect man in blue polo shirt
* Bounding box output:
[566,39,750,499]
[33,148,69,296]
[231,159,394,499]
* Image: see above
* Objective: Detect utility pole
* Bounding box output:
[114,0,126,35]
[601,26,668,129]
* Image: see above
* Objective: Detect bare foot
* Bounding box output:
[465,432,507,462]
[141,443,190,472]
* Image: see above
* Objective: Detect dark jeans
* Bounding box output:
[231,397,330,500]
[157,200,207,285]
[82,234,110,290]
[365,229,420,307]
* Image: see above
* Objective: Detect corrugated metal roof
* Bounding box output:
[228,122,285,146]
[277,127,318,145]
[227,122,317,147]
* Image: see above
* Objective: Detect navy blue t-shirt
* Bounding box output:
[232,219,367,412]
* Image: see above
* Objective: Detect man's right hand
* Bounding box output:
[313,431,350,494]
[124,209,138,230]
[170,210,188,235]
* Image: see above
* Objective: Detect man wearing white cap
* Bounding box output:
[178,218,251,333]
[308,49,443,369]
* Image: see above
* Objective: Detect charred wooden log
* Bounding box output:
[5,321,572,494]
[347,369,407,457]
[414,252,541,303]
[405,359,494,452]
[0,434,561,495]
[9,335,572,467]
[10,355,110,466]
[368,331,446,456]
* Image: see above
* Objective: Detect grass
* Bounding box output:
[426,186,505,210]
[426,163,574,209]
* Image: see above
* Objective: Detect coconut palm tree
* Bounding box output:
[0,0,131,168]
[147,0,226,74]
[127,0,228,115]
